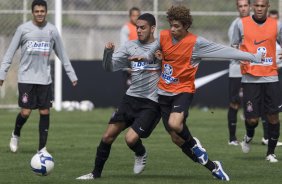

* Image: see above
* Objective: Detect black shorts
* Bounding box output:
[110,95,161,138]
[18,83,53,109]
[158,93,194,132]
[242,82,281,119]
[229,78,243,104]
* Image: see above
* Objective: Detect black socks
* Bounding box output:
[128,139,146,156]
[267,122,280,155]
[227,107,238,141]
[39,114,50,150]
[14,113,28,136]
[92,140,112,178]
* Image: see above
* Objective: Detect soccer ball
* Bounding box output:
[30,149,54,176]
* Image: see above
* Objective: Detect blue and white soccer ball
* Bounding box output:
[30,150,54,176]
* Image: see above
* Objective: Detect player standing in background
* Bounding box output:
[227,0,251,146]
[232,0,282,162]
[260,9,282,146]
[0,0,78,153]
[76,13,162,180]
[120,7,141,91]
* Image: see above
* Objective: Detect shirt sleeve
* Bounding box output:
[102,44,130,72]
[277,21,282,46]
[0,26,22,80]
[120,25,129,46]
[231,19,243,49]
[52,27,78,82]
[193,36,258,62]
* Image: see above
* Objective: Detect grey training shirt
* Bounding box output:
[103,40,161,102]
[0,21,77,85]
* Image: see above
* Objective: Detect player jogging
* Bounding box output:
[0,0,78,153]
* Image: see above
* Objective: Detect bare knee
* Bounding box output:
[20,109,32,118]
[230,102,240,110]
[267,114,279,124]
[246,118,259,126]
[125,129,139,146]
[102,133,116,144]
[39,108,50,115]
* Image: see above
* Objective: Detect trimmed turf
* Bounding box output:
[0,108,281,184]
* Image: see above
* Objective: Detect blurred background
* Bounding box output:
[0,0,281,108]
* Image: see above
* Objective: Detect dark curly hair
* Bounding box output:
[167,6,193,29]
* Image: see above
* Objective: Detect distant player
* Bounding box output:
[76,13,162,180]
[232,0,282,162]
[227,0,251,146]
[132,5,263,181]
[120,7,141,91]
[0,0,78,153]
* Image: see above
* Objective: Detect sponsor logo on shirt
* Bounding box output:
[251,47,273,65]
[131,60,160,71]
[161,64,179,84]
[254,39,267,45]
[27,41,50,52]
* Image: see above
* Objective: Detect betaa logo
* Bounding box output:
[27,41,50,52]
[161,64,179,84]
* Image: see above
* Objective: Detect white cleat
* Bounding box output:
[241,135,252,153]
[76,173,95,180]
[228,140,239,146]
[266,154,278,163]
[262,138,282,147]
[133,152,147,174]
[9,132,19,153]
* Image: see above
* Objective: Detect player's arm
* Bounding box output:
[277,21,282,62]
[0,27,22,86]
[120,25,129,46]
[102,42,130,72]
[53,27,78,86]
[193,36,262,63]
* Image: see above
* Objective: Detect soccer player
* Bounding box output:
[232,0,282,162]
[260,9,282,146]
[120,7,141,91]
[0,0,78,153]
[134,5,263,181]
[76,13,162,180]
[227,0,251,146]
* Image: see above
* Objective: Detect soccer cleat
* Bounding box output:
[9,132,20,153]
[192,137,208,165]
[240,135,252,153]
[228,140,239,146]
[266,154,278,163]
[134,152,147,174]
[212,161,230,181]
[76,173,97,180]
[261,138,282,147]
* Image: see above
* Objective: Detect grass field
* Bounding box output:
[0,108,281,184]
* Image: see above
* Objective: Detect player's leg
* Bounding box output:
[125,98,160,174]
[37,84,53,151]
[241,83,260,153]
[264,82,280,162]
[10,83,35,152]
[160,93,229,180]
[227,78,242,145]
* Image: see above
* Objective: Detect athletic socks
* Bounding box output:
[261,115,269,140]
[267,122,280,155]
[204,160,216,172]
[227,107,238,141]
[92,140,112,178]
[39,114,50,150]
[180,141,198,162]
[128,139,146,156]
[177,124,193,143]
[245,120,258,139]
[14,113,28,137]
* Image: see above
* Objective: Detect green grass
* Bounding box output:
[0,108,281,184]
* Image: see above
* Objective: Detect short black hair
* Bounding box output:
[137,13,156,26]
[269,9,279,17]
[129,7,140,16]
[32,0,47,12]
